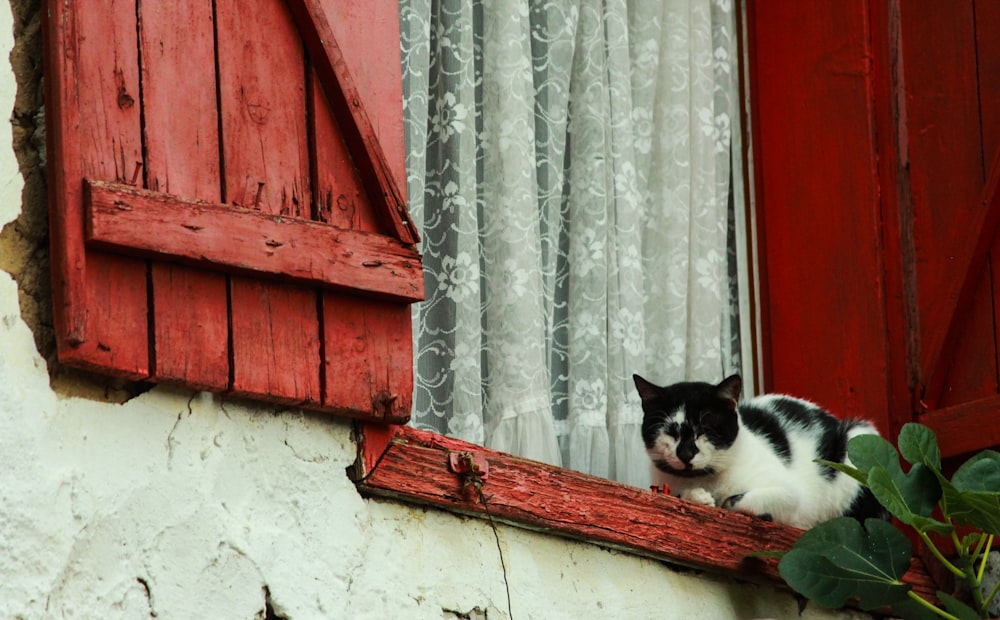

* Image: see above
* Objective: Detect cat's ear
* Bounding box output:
[716,374,742,408]
[633,374,661,404]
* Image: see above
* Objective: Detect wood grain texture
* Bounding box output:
[44,0,149,376]
[920,394,1000,458]
[898,1,988,408]
[322,297,412,422]
[285,0,418,244]
[310,76,380,232]
[355,425,938,602]
[216,0,319,404]
[868,0,917,442]
[139,0,229,389]
[745,0,890,430]
[85,180,424,302]
[230,277,322,404]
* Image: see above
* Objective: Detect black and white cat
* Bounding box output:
[633,373,888,529]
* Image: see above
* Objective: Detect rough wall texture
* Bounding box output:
[1,0,47,360]
[0,2,873,619]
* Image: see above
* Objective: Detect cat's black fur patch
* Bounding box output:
[845,486,890,522]
[738,403,792,463]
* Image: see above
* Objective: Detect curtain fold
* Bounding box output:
[403,0,744,487]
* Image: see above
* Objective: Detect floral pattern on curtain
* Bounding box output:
[401,0,745,487]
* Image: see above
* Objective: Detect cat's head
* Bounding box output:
[633,374,742,476]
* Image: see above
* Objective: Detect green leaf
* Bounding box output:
[938,591,981,620]
[886,597,945,620]
[925,453,1000,535]
[816,459,868,486]
[939,477,1000,535]
[867,463,943,528]
[779,518,913,611]
[898,423,942,471]
[952,450,1000,494]
[909,514,954,536]
[848,434,901,477]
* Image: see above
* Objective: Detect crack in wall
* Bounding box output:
[135,577,157,618]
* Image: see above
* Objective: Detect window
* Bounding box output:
[402,0,755,489]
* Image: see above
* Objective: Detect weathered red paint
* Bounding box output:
[287,0,418,244]
[354,425,938,602]
[139,0,228,390]
[749,1,1000,458]
[745,0,891,432]
[322,298,413,422]
[44,0,148,377]
[85,180,423,302]
[45,0,420,419]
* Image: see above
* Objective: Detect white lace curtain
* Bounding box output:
[401,0,747,487]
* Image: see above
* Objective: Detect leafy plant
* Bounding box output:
[778,423,1000,620]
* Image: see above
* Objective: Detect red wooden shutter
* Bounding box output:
[890,1,1000,457]
[43,0,422,422]
[747,0,1000,458]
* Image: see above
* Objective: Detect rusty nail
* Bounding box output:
[129,162,143,186]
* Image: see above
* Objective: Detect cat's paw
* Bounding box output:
[681,487,716,507]
[723,492,777,522]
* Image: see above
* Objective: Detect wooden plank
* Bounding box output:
[933,261,999,408]
[978,0,1000,412]
[229,277,321,404]
[869,0,920,440]
[745,0,890,428]
[85,180,424,302]
[216,0,318,403]
[43,0,149,377]
[309,1,413,422]
[976,0,1000,161]
[139,0,228,389]
[322,297,412,422]
[354,425,938,602]
[315,0,406,191]
[285,0,418,244]
[922,145,1000,407]
[898,1,987,408]
[310,72,380,232]
[920,393,1000,458]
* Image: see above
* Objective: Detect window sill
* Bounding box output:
[351,424,937,600]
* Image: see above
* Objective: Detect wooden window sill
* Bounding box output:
[352,424,937,600]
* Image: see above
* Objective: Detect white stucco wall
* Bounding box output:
[0,4,875,619]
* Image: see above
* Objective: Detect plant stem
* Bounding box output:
[985,576,1000,611]
[906,590,961,620]
[920,530,966,579]
[956,545,988,616]
[976,535,993,582]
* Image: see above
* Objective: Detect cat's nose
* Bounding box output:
[677,443,699,464]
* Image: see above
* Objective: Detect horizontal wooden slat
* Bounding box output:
[920,393,1000,457]
[83,179,424,302]
[354,425,937,602]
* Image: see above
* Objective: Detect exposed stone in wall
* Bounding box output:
[1,0,49,361]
